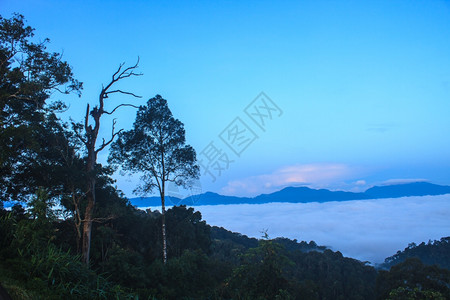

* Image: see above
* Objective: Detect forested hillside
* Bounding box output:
[381,237,450,270]
[1,14,449,299]
[2,201,450,299]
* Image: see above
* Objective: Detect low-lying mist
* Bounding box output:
[143,194,450,263]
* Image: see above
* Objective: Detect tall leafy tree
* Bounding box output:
[109,95,200,263]
[0,13,82,201]
[0,14,89,257]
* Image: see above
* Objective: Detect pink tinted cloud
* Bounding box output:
[221,163,359,197]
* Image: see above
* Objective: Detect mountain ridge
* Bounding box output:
[129,181,450,207]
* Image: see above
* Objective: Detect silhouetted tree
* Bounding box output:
[72,59,141,265]
[0,13,82,201]
[109,95,199,263]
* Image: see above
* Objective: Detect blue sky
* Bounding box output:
[3,0,450,197]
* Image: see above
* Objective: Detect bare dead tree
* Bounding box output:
[73,59,142,265]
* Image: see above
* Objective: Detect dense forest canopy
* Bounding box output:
[0,14,449,300]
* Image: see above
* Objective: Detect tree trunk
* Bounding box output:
[70,186,83,254]
[81,208,93,264]
[161,190,167,264]
[82,138,97,265]
[82,185,95,265]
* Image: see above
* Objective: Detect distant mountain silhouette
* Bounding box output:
[129,191,252,207]
[254,186,368,203]
[128,181,450,207]
[364,182,450,198]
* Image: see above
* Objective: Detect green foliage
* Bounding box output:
[0,13,82,202]
[109,94,199,195]
[165,206,211,257]
[0,211,17,257]
[148,249,224,300]
[4,195,449,300]
[382,237,450,270]
[225,239,294,299]
[0,188,140,299]
[290,249,377,299]
[387,286,446,300]
[377,258,450,300]
[271,237,327,253]
[99,244,148,289]
[223,236,378,300]
[0,14,82,101]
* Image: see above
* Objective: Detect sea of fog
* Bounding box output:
[141,194,450,264]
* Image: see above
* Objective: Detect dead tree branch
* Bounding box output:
[104,103,140,115]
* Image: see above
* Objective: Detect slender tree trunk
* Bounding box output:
[161,184,167,264]
[82,200,93,264]
[72,191,82,253]
[82,185,95,265]
[75,226,81,254]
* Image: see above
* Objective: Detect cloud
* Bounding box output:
[180,195,450,264]
[221,163,359,197]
